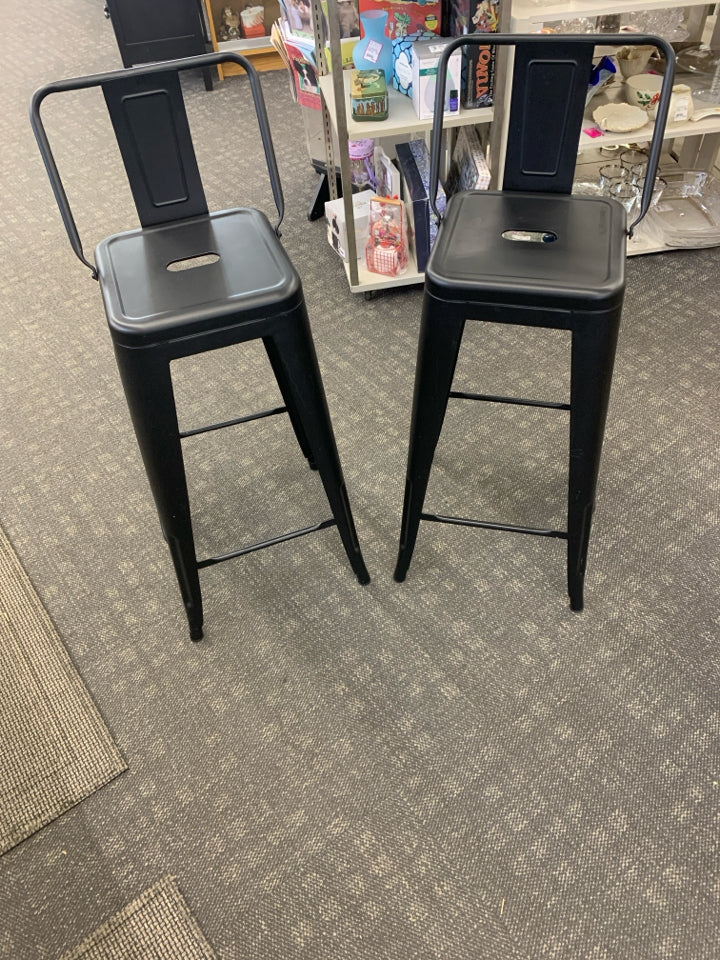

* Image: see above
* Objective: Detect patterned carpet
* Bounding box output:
[0,0,718,957]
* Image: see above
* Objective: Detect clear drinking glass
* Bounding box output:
[621,149,647,183]
[636,175,667,207]
[599,162,628,194]
[610,181,640,215]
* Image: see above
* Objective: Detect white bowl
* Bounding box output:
[625,73,663,111]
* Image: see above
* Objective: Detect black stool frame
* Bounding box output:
[31,53,369,640]
[394,35,675,610]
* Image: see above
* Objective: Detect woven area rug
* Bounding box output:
[59,876,217,960]
[0,523,126,855]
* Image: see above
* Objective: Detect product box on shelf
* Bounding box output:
[395,139,446,272]
[446,124,491,195]
[447,0,499,109]
[366,195,409,277]
[411,38,462,120]
[325,189,375,262]
[350,69,389,121]
[359,0,442,40]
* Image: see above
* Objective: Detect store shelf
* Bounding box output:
[511,0,710,28]
[319,73,493,140]
[344,255,424,293]
[580,114,720,152]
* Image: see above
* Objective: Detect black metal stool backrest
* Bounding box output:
[429,34,676,237]
[30,53,284,278]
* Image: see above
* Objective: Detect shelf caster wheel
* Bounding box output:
[364,291,376,302]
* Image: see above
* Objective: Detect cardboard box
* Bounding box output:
[395,140,446,272]
[359,0,441,40]
[446,125,491,196]
[325,190,375,262]
[447,0,499,109]
[411,39,462,121]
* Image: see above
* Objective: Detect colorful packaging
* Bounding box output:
[351,69,389,121]
[359,0,442,42]
[445,125,491,195]
[395,139,447,272]
[447,0,499,109]
[411,38,462,120]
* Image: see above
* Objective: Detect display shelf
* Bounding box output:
[216,37,284,73]
[319,73,494,140]
[203,0,284,73]
[344,255,424,293]
[511,0,712,30]
[580,104,720,152]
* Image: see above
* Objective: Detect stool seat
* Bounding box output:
[426,192,627,313]
[96,208,302,346]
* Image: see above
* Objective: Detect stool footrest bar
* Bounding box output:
[421,512,568,539]
[197,518,337,569]
[180,405,287,439]
[449,390,570,411]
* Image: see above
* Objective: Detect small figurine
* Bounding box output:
[219,6,241,40]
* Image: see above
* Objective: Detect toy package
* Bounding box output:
[447,0,499,109]
[366,196,409,276]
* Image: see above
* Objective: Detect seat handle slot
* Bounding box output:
[502,229,557,244]
[167,253,220,272]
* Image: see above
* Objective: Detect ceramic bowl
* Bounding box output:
[625,73,663,111]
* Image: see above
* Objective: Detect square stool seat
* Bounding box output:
[425,192,627,315]
[95,207,303,347]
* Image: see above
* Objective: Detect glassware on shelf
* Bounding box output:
[636,175,667,207]
[620,9,688,42]
[653,171,720,247]
[557,18,596,34]
[599,162,629,194]
[610,180,639,216]
[621,148,648,184]
[694,61,720,104]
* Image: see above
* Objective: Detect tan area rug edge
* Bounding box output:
[0,522,127,855]
[58,875,218,960]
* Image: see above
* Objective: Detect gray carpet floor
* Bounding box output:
[1,0,719,957]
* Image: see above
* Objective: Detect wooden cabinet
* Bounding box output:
[203,0,284,73]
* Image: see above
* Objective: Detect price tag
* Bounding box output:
[364,40,383,64]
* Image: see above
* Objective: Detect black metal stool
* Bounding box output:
[394,34,675,609]
[31,53,369,640]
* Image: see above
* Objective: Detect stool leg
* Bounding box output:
[268,307,370,585]
[567,311,621,611]
[263,335,317,470]
[394,300,466,582]
[112,343,204,640]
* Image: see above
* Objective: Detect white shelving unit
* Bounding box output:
[507,1,720,256]
[510,0,716,32]
[318,73,493,293]
[317,24,494,294]
[318,73,493,139]
[319,0,720,292]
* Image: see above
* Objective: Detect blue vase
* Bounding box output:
[353,10,393,85]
